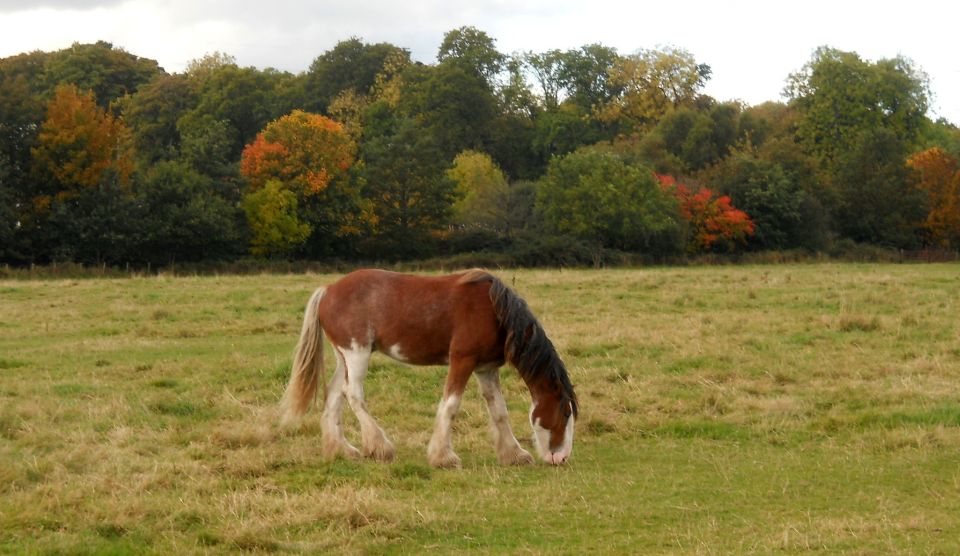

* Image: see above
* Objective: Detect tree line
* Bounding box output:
[2,29,959,267]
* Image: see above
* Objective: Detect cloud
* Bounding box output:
[0,0,126,11]
[0,0,956,122]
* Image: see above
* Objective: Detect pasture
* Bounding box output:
[1,264,959,554]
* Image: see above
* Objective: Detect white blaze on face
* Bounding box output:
[529,403,575,465]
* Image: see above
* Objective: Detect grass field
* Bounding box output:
[2,264,960,554]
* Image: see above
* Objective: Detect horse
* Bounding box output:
[279,268,578,468]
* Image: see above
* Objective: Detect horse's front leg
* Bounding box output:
[427,355,474,468]
[476,368,534,466]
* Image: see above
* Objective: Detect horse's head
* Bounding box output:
[529,386,575,465]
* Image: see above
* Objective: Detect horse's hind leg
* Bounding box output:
[342,343,395,462]
[476,368,534,466]
[427,355,474,468]
[321,347,361,460]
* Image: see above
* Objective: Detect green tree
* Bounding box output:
[645,102,743,173]
[185,64,287,158]
[0,54,47,261]
[360,104,457,256]
[401,62,498,160]
[536,149,681,253]
[786,46,929,169]
[523,49,566,109]
[556,44,622,114]
[304,38,409,113]
[135,161,244,264]
[703,150,825,250]
[42,178,140,264]
[834,128,923,247]
[123,73,197,163]
[176,113,238,182]
[437,26,506,83]
[532,103,603,162]
[41,41,160,108]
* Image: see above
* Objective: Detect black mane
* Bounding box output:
[464,271,578,417]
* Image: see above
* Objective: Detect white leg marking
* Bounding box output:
[320,348,360,459]
[342,341,395,461]
[476,370,533,466]
[427,393,462,468]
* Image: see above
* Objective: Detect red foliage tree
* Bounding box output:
[657,174,754,253]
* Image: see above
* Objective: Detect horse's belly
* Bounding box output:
[375,321,452,366]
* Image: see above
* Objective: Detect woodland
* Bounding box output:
[2,27,959,267]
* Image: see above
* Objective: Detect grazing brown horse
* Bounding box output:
[280,269,578,467]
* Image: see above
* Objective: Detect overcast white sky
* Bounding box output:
[1,0,957,123]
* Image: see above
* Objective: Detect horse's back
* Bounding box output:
[317,270,502,366]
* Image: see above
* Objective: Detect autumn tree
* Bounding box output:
[240,110,361,255]
[657,175,753,253]
[908,147,960,248]
[447,150,509,231]
[31,84,134,198]
[241,110,355,196]
[600,46,711,133]
[242,179,311,257]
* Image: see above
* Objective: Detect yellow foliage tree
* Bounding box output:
[598,47,710,133]
[242,179,311,257]
[447,150,509,231]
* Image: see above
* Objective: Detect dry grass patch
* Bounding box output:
[2,264,960,552]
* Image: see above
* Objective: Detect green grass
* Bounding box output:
[1,264,960,553]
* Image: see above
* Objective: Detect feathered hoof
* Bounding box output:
[499,448,535,466]
[428,451,462,469]
[365,438,396,462]
[323,438,362,461]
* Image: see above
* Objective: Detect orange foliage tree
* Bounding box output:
[31,83,134,199]
[657,174,754,253]
[240,110,355,197]
[239,110,362,255]
[907,147,960,248]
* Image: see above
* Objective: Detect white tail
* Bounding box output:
[280,287,326,429]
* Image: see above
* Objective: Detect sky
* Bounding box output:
[1,0,958,124]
